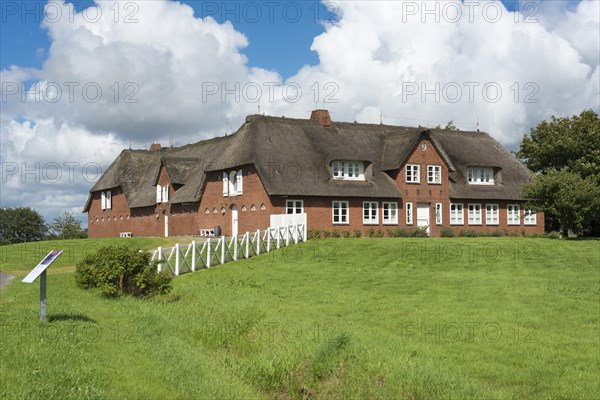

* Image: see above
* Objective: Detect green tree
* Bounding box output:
[0,207,47,244]
[49,211,86,240]
[517,109,600,179]
[518,110,600,237]
[524,169,600,238]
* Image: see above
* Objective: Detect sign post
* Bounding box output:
[22,250,62,322]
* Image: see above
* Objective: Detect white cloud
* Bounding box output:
[1,0,598,224]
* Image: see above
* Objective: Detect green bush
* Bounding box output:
[75,246,172,298]
[412,226,429,237]
[375,229,384,238]
[440,226,455,237]
[353,230,361,238]
[459,229,478,237]
[365,228,375,238]
[322,230,331,238]
[342,230,351,238]
[331,229,341,238]
[391,228,410,237]
[546,231,561,239]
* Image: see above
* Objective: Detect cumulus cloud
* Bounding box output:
[1,0,598,223]
[266,0,599,145]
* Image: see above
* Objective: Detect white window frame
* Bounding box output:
[161,184,169,203]
[286,200,304,215]
[156,184,162,203]
[406,202,413,225]
[101,190,112,210]
[363,201,379,225]
[405,164,420,183]
[468,204,482,225]
[332,201,349,224]
[382,202,398,225]
[467,167,494,185]
[222,172,229,197]
[435,203,442,225]
[485,204,499,225]
[450,203,464,225]
[427,165,441,184]
[507,204,520,225]
[524,208,537,225]
[332,161,365,180]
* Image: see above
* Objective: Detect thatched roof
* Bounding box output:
[84,113,533,212]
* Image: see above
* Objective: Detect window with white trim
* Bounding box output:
[468,204,482,225]
[286,200,304,214]
[485,204,499,225]
[405,164,420,183]
[162,184,169,202]
[331,161,365,180]
[435,203,442,225]
[224,169,243,197]
[332,201,349,224]
[406,202,413,225]
[101,190,112,210]
[485,204,500,225]
[363,202,379,225]
[428,165,441,184]
[507,204,520,225]
[468,167,494,184]
[450,203,464,225]
[382,202,398,225]
[524,208,537,225]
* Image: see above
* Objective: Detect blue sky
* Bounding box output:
[1,0,342,78]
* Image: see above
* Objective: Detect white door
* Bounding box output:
[164,211,169,237]
[417,203,430,235]
[231,205,238,237]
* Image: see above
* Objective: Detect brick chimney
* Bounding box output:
[310,109,332,127]
[149,143,162,151]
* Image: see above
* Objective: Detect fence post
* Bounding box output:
[267,229,271,253]
[257,229,261,255]
[157,247,162,272]
[234,235,238,261]
[191,241,197,271]
[294,224,299,244]
[221,236,225,264]
[276,227,281,249]
[286,225,290,246]
[207,238,211,268]
[175,243,180,276]
[245,232,250,258]
[303,223,307,242]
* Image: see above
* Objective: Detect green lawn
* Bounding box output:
[0,237,192,274]
[1,237,598,399]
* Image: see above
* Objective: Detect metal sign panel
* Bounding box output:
[22,250,62,283]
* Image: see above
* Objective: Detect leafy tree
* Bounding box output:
[524,169,600,238]
[49,211,86,240]
[518,110,600,237]
[0,207,47,244]
[517,109,600,180]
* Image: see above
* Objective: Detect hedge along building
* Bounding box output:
[84,110,544,238]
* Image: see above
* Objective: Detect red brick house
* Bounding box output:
[84,110,544,238]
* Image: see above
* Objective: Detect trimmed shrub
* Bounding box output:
[75,246,172,298]
[392,228,411,237]
[490,229,504,237]
[440,226,455,237]
[322,230,331,238]
[365,228,376,238]
[353,230,362,238]
[412,226,429,237]
[459,229,478,237]
[331,229,341,238]
[342,230,351,238]
[375,229,384,238]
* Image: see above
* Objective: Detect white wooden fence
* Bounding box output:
[150,222,307,276]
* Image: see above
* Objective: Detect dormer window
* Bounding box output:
[101,190,112,210]
[223,169,243,196]
[156,184,169,203]
[468,167,494,185]
[331,161,364,180]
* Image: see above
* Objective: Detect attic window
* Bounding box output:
[156,184,169,203]
[101,190,112,210]
[331,161,365,180]
[468,167,494,185]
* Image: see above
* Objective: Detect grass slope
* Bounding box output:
[1,238,599,399]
